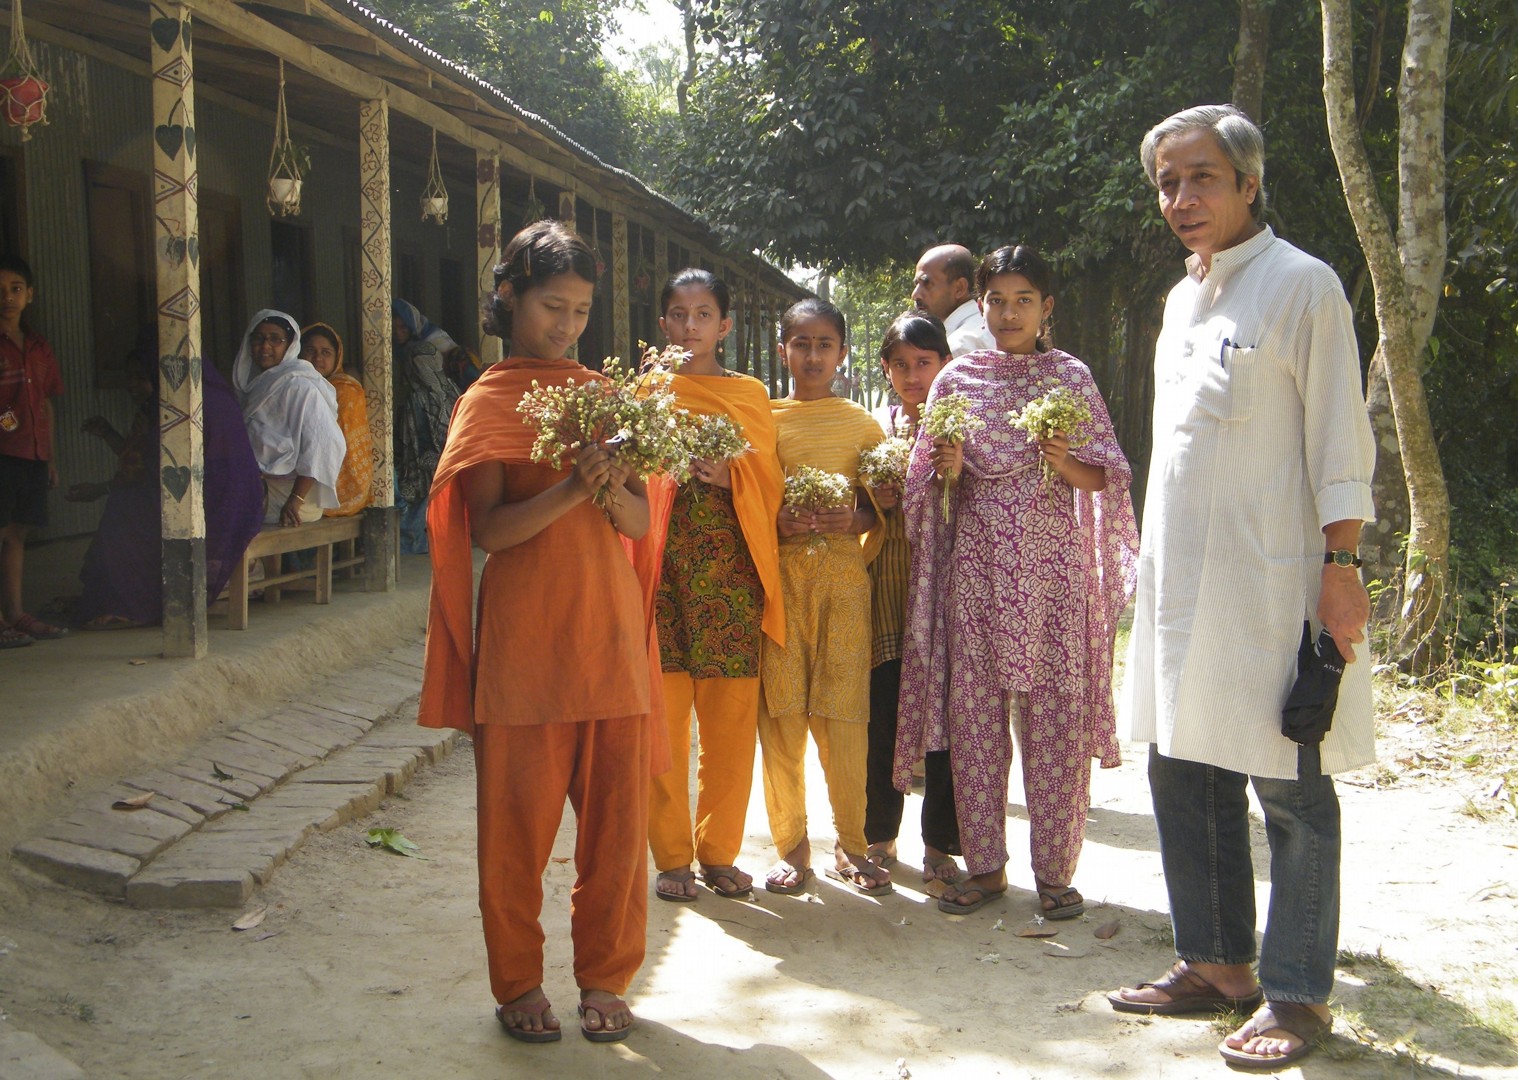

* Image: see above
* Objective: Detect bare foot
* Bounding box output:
[922,846,963,883]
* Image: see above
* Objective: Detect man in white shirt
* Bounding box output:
[1108,105,1375,1071]
[909,245,995,357]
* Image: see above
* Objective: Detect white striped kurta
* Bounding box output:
[1120,228,1377,779]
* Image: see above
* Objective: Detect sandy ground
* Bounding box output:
[1,717,1516,1080]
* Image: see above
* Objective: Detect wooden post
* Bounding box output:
[151,2,207,658]
[654,235,668,297]
[612,212,630,362]
[359,97,397,590]
[734,279,749,375]
[475,150,501,367]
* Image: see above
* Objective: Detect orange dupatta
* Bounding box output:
[418,358,673,757]
[666,372,786,647]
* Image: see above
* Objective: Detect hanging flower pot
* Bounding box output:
[0,73,46,128]
[265,59,306,218]
[269,177,302,213]
[1,0,49,140]
[420,129,449,224]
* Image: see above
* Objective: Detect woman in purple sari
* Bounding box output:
[895,245,1139,919]
[70,340,264,628]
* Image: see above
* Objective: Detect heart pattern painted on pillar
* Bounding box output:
[155,123,184,160]
[187,237,199,267]
[150,17,179,52]
[161,352,190,390]
[162,465,191,502]
[183,126,195,159]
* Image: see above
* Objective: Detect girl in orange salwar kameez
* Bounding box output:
[419,220,670,1046]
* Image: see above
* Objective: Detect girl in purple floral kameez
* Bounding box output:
[895,246,1139,919]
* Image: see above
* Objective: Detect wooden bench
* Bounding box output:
[226,516,365,630]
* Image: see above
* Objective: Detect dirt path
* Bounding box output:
[2,719,1515,1079]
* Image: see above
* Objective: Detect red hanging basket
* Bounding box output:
[0,73,47,129]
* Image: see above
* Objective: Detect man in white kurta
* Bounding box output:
[1109,106,1375,1071]
[909,245,996,357]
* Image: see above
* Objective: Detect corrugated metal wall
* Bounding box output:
[2,37,478,542]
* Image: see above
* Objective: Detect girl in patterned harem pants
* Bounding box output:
[895,245,1138,921]
[647,268,785,905]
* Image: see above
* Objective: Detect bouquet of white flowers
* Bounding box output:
[857,436,911,490]
[1008,384,1093,490]
[516,348,688,507]
[920,391,986,520]
[784,465,853,552]
[672,410,751,501]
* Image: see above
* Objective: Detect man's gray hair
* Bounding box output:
[1140,104,1268,223]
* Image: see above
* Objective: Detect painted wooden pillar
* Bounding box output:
[654,235,668,297]
[734,279,749,375]
[150,2,206,658]
[612,212,630,361]
[475,150,501,367]
[358,97,397,590]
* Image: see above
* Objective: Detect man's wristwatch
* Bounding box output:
[1324,549,1362,568]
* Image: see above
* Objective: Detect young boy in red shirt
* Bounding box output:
[0,254,66,647]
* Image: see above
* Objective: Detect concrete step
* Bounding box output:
[10,643,460,908]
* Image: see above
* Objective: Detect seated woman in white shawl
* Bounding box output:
[232,309,346,526]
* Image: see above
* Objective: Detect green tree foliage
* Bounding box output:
[365,0,637,166]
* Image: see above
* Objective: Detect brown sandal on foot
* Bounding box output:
[1218,1001,1331,1069]
[1108,961,1265,1016]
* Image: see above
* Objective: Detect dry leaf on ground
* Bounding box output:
[231,907,267,931]
[112,791,155,810]
[1093,919,1121,939]
[1015,924,1059,938]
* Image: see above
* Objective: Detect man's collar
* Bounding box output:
[943,299,980,331]
[1186,225,1275,283]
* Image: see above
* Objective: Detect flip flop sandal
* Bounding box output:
[577,997,633,1043]
[1218,1001,1332,1070]
[1038,886,1086,920]
[0,624,35,649]
[1108,961,1265,1016]
[763,862,815,895]
[698,864,753,899]
[826,855,893,896]
[655,868,699,903]
[82,614,143,631]
[11,614,66,639]
[495,998,562,1044]
[936,883,1007,914]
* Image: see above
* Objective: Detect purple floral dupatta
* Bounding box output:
[893,349,1140,792]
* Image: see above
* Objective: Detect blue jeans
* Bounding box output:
[1148,744,1340,1005]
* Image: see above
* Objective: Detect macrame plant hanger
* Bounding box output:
[522,176,544,224]
[266,59,303,217]
[0,0,49,140]
[420,129,448,223]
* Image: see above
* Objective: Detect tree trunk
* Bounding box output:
[676,0,698,118]
[1321,0,1453,670]
[1232,0,1272,120]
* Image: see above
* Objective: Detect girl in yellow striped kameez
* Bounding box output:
[759,299,889,897]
